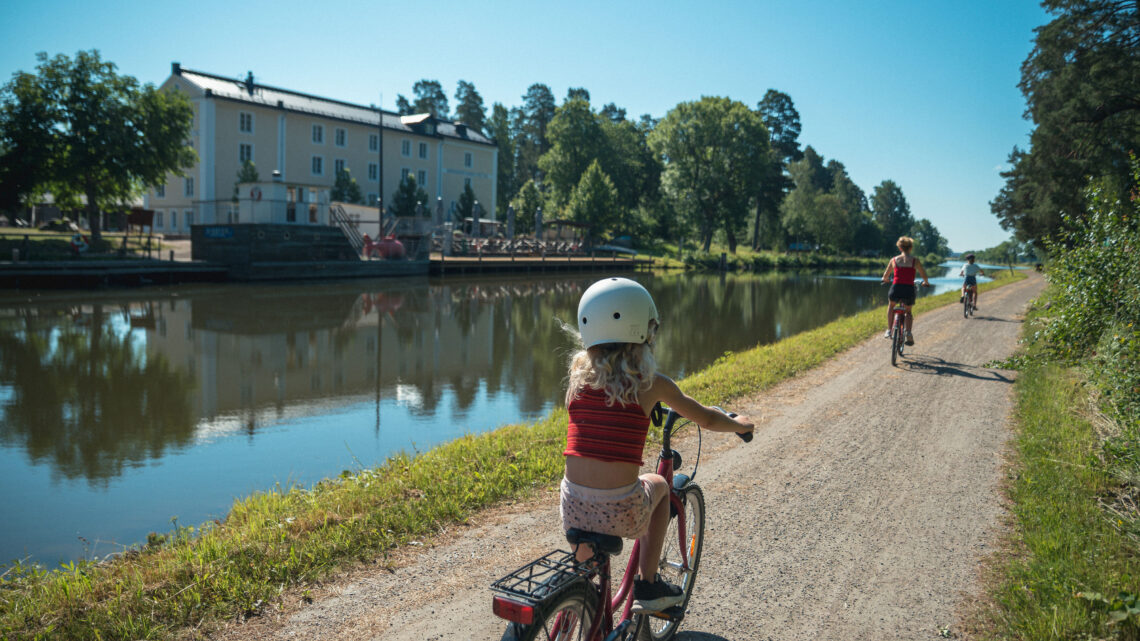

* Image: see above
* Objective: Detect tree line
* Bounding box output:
[374,81,954,258]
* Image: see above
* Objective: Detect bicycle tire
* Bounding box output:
[891,325,900,366]
[963,295,969,318]
[638,484,706,641]
[499,581,597,641]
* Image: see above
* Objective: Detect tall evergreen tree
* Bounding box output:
[517,84,556,184]
[390,176,429,217]
[486,103,516,218]
[453,80,486,132]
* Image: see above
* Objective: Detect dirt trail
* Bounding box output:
[213,273,1044,641]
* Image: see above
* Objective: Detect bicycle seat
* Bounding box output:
[565,528,623,556]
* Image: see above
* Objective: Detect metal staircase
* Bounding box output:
[329,204,365,255]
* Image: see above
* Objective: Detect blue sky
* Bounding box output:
[1,0,1050,252]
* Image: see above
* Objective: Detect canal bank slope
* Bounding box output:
[212,272,1044,641]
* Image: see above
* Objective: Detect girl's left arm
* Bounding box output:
[881,257,894,283]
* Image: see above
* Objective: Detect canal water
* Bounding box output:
[0,264,987,566]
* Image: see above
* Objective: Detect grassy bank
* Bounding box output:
[0,270,1025,640]
[972,301,1140,640]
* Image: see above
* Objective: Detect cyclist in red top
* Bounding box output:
[880,236,931,346]
[561,277,755,614]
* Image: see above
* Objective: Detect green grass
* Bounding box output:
[0,269,1025,641]
[972,302,1140,640]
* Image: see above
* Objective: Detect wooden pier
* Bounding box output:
[430,252,652,275]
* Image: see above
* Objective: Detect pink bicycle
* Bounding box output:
[491,404,750,641]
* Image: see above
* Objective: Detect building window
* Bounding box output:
[334,159,346,175]
[401,168,410,181]
[185,177,194,197]
[239,143,253,164]
[186,211,194,227]
[155,211,164,227]
[312,124,324,144]
[335,128,346,147]
[418,142,428,159]
[312,156,324,176]
[401,140,411,156]
[367,192,377,205]
[369,134,379,151]
[171,210,178,230]
[239,112,253,133]
[464,177,471,188]
[368,163,378,181]
[155,184,165,198]
[417,169,427,187]
[464,152,473,168]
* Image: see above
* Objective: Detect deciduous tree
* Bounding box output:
[650,96,772,253]
[992,0,1140,245]
[0,50,196,241]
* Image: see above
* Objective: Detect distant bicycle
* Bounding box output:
[962,287,976,318]
[882,282,928,366]
[491,404,750,641]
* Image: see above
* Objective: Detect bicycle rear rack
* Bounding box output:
[491,550,597,604]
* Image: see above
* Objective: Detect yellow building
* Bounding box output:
[144,63,497,235]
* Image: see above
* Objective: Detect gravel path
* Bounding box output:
[213,273,1043,641]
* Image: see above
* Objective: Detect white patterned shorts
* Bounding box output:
[560,477,654,539]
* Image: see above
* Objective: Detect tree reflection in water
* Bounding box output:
[0,304,196,486]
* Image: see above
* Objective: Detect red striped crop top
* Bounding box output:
[563,387,650,466]
[892,256,916,285]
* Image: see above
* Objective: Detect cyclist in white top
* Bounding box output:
[959,254,986,310]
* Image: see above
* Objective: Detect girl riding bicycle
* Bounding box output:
[880,236,931,345]
[959,253,985,310]
[561,277,755,615]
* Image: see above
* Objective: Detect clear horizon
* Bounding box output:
[0,0,1051,252]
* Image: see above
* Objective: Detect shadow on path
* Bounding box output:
[968,314,1019,323]
[679,632,732,641]
[900,355,1014,383]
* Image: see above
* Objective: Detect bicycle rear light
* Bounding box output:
[493,596,535,624]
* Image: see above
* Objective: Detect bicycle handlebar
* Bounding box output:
[712,405,753,442]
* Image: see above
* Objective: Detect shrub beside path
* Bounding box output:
[213,273,1045,641]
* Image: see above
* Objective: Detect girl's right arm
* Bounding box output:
[647,374,755,434]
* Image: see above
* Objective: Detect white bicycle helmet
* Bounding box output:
[577,277,659,348]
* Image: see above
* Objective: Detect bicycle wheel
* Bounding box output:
[500,582,597,641]
[638,484,706,641]
[963,294,969,318]
[890,325,901,366]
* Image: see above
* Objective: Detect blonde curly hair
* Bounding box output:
[564,321,658,407]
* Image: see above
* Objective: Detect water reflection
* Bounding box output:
[0,304,195,485]
[0,269,916,564]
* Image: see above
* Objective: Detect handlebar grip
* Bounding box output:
[726,411,753,443]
